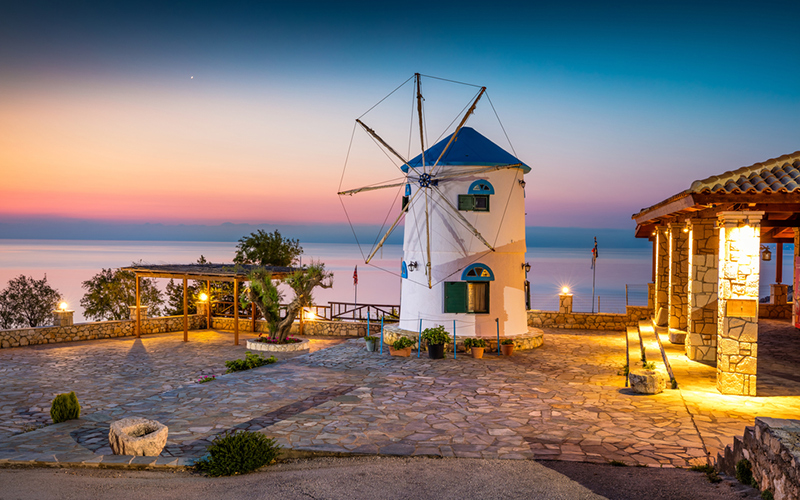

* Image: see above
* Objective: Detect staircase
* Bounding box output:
[625,319,678,389]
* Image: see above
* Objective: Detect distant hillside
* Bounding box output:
[0,218,647,248]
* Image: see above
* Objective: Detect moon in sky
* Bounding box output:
[190,76,194,79]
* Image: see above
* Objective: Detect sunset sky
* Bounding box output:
[1,0,798,233]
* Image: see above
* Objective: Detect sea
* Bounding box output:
[0,240,790,322]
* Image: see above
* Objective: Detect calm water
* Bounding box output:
[0,239,788,321]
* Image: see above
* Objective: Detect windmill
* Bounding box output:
[338,73,531,338]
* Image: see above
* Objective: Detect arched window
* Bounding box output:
[458,180,493,212]
[401,261,408,279]
[444,263,493,314]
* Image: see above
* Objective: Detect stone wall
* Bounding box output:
[759,303,792,319]
[717,417,800,500]
[210,317,383,337]
[0,315,207,348]
[527,306,653,330]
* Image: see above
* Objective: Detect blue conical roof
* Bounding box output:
[403,127,530,173]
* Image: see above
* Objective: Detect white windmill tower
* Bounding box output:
[339,74,534,341]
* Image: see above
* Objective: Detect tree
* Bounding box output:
[0,274,62,328]
[248,262,332,342]
[80,267,162,321]
[234,230,303,267]
[164,279,200,316]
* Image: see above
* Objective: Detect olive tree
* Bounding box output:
[0,274,62,328]
[234,229,302,267]
[248,262,332,342]
[80,267,162,321]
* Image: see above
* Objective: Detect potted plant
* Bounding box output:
[389,336,415,357]
[421,325,450,360]
[501,338,515,356]
[463,338,486,359]
[364,335,378,352]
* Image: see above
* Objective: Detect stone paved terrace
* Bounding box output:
[0,323,799,468]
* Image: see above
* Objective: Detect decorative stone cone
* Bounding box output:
[389,346,412,357]
[628,369,666,394]
[109,418,168,456]
[501,344,514,356]
[471,347,485,359]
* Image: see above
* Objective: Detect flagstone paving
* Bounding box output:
[0,322,798,469]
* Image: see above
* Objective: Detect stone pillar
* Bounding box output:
[129,305,149,320]
[647,282,655,310]
[196,301,208,315]
[654,226,670,324]
[794,229,800,326]
[716,211,763,396]
[53,310,74,327]
[668,223,689,338]
[687,220,718,361]
[559,293,573,314]
[770,284,788,305]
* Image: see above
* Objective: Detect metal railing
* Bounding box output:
[530,283,652,315]
[625,284,649,307]
[211,301,400,323]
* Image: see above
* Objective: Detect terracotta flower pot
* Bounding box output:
[501,344,515,356]
[389,346,412,357]
[471,347,485,359]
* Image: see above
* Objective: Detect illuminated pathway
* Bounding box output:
[0,324,798,468]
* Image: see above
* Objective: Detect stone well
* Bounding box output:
[109,418,168,456]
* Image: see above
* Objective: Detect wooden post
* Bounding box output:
[251,301,256,333]
[135,274,141,338]
[300,306,305,336]
[777,243,783,284]
[207,280,211,330]
[234,279,239,346]
[183,277,188,342]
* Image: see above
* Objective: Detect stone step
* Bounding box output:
[638,320,677,389]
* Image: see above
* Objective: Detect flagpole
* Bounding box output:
[591,237,597,313]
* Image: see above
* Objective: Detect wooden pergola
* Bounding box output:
[122,263,296,345]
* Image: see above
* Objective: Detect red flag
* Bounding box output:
[353,265,358,285]
[591,237,598,269]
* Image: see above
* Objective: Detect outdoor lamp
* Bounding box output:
[58,302,68,311]
[199,293,209,302]
[761,245,772,262]
[523,262,531,273]
[561,286,570,294]
[408,261,418,271]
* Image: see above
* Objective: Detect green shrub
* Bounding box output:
[194,430,281,476]
[736,459,756,487]
[364,335,377,341]
[761,490,774,500]
[501,339,514,345]
[50,391,81,424]
[642,361,656,370]
[392,337,415,350]
[690,463,721,483]
[225,352,277,373]
[421,325,450,346]
[464,338,486,349]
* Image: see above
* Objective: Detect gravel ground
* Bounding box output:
[0,456,763,500]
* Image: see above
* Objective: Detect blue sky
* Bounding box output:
[1,0,798,233]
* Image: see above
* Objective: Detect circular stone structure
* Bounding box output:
[108,418,168,456]
[382,324,543,352]
[246,338,310,352]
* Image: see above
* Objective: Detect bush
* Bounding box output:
[421,325,450,346]
[736,459,757,488]
[392,337,415,350]
[463,338,486,349]
[225,352,277,373]
[194,430,281,476]
[501,339,514,345]
[50,392,81,423]
[364,335,377,341]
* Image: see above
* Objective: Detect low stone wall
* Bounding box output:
[0,315,207,348]
[382,324,544,352]
[527,306,653,330]
[718,417,800,500]
[759,303,792,320]
[211,318,383,337]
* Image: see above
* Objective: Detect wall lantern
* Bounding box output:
[522,262,531,273]
[408,261,419,271]
[761,245,772,262]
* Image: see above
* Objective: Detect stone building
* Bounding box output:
[633,151,800,395]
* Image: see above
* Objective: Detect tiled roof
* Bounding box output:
[689,151,800,194]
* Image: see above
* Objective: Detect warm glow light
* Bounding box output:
[304,309,318,321]
[58,301,68,311]
[199,293,209,302]
[561,286,570,294]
